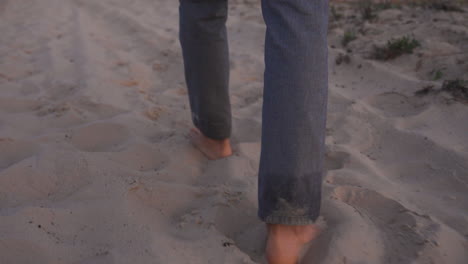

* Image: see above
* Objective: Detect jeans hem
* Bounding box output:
[193,115,231,140]
[259,214,318,226]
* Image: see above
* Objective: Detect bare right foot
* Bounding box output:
[188,127,232,160]
[266,224,320,264]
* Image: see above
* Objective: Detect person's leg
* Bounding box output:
[179,0,232,159]
[258,0,329,262]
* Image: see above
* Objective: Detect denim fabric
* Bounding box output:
[179,0,231,140]
[179,0,329,225]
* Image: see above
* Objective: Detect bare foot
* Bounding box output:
[188,127,232,160]
[266,224,321,264]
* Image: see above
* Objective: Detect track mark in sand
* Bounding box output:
[328,91,355,114]
[166,184,262,262]
[145,130,175,144]
[232,83,263,109]
[36,102,75,117]
[74,97,127,119]
[70,122,130,152]
[0,97,42,113]
[365,92,428,117]
[325,170,363,187]
[33,101,87,129]
[73,0,173,59]
[0,239,50,264]
[0,138,39,170]
[45,80,79,101]
[327,110,377,148]
[127,181,211,221]
[232,118,261,143]
[35,98,126,124]
[42,150,92,201]
[213,199,266,262]
[0,150,91,208]
[107,143,168,172]
[325,151,350,171]
[333,186,436,264]
[238,89,263,108]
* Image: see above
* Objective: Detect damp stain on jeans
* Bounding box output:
[271,198,309,217]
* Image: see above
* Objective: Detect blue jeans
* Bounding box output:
[179,0,329,225]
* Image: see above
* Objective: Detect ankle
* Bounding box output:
[267,224,318,243]
[218,139,232,154]
[190,128,233,159]
[219,138,231,147]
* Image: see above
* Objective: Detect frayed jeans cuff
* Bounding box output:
[193,114,231,140]
[259,214,318,226]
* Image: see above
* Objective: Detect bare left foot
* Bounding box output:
[188,127,232,160]
[265,224,321,264]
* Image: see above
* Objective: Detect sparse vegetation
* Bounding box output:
[441,79,468,102]
[359,0,378,20]
[428,2,464,12]
[430,69,444,80]
[411,0,465,12]
[357,0,402,20]
[372,35,420,60]
[336,53,351,65]
[415,79,468,103]
[342,31,357,47]
[330,5,343,21]
[374,1,402,10]
[415,85,436,97]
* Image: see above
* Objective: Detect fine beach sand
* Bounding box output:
[1,0,468,263]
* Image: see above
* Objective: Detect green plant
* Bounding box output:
[430,69,444,80]
[415,79,468,104]
[414,0,465,12]
[359,0,377,20]
[330,5,343,20]
[441,79,468,102]
[342,31,357,47]
[372,35,421,60]
[357,0,404,21]
[374,1,401,10]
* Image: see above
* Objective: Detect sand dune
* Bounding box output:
[1,0,467,263]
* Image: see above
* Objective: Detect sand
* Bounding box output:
[1,0,467,263]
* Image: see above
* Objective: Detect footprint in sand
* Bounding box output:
[70,122,129,152]
[213,199,266,262]
[0,138,39,170]
[332,186,434,264]
[74,97,127,120]
[106,143,168,172]
[46,80,78,100]
[365,92,429,118]
[325,150,350,171]
[145,130,175,144]
[37,99,126,119]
